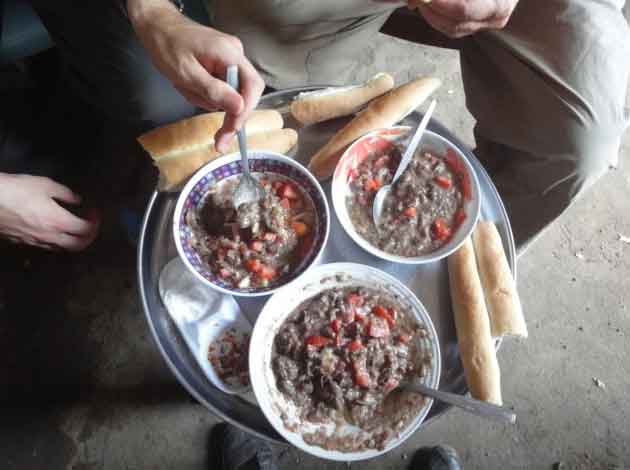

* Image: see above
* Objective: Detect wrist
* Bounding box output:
[126,0,181,32]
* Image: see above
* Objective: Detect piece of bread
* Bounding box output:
[137,110,284,160]
[155,128,298,191]
[448,238,502,405]
[307,76,441,180]
[473,221,528,338]
[290,73,395,126]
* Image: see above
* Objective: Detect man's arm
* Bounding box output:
[126,0,265,151]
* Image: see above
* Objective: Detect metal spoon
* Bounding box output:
[372,99,437,226]
[226,65,265,209]
[400,380,516,424]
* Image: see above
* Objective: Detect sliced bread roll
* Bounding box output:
[473,221,528,338]
[156,128,298,191]
[448,238,502,405]
[308,76,441,180]
[290,72,395,126]
[138,109,284,160]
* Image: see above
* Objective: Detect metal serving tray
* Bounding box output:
[137,86,516,442]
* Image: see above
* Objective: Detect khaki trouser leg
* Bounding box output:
[460,0,630,254]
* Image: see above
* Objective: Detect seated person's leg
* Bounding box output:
[29,0,196,131]
[460,0,630,253]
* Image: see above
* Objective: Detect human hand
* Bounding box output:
[127,0,266,152]
[0,174,100,251]
[408,0,518,38]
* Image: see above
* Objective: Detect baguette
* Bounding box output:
[473,221,528,338]
[156,128,298,191]
[290,73,395,126]
[448,238,502,405]
[308,76,441,180]
[137,110,284,160]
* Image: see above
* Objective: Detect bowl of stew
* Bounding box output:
[249,262,441,461]
[173,151,330,297]
[332,127,481,264]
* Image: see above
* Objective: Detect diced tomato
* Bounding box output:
[363,178,381,192]
[278,182,299,200]
[373,155,390,168]
[244,258,262,273]
[347,293,364,307]
[218,269,231,279]
[280,198,291,210]
[372,305,396,327]
[434,175,452,189]
[291,221,309,237]
[347,339,363,352]
[306,335,330,347]
[454,208,466,228]
[368,317,390,338]
[355,371,371,388]
[263,232,278,242]
[259,266,277,280]
[403,207,417,217]
[445,148,465,174]
[272,180,284,191]
[432,217,452,241]
[397,333,410,344]
[250,241,264,252]
[331,319,342,333]
[342,309,356,324]
[383,377,400,392]
[355,311,367,323]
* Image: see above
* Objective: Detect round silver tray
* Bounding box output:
[137,87,516,442]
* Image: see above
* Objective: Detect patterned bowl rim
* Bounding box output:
[173,151,331,297]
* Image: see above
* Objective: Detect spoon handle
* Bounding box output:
[226,65,250,176]
[391,99,437,184]
[409,382,517,424]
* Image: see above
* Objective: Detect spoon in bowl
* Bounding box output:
[226,65,266,209]
[372,99,437,226]
[399,380,517,424]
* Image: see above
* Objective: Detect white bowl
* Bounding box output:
[173,151,330,297]
[332,127,481,264]
[249,262,441,461]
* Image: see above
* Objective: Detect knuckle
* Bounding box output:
[224,34,243,54]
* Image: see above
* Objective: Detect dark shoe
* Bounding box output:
[209,422,276,470]
[410,445,462,470]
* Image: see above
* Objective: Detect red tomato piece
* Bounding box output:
[244,259,262,273]
[272,180,284,192]
[432,217,452,241]
[299,235,314,258]
[403,207,417,217]
[259,266,277,280]
[397,333,410,344]
[279,198,291,210]
[218,269,231,279]
[434,175,452,189]
[363,179,381,192]
[373,155,390,168]
[372,305,396,327]
[355,371,371,388]
[347,339,363,352]
[331,319,342,333]
[460,172,472,200]
[306,335,331,347]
